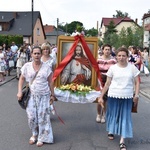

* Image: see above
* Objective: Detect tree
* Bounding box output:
[118,27,127,46]
[85,28,98,36]
[113,10,129,18]
[115,26,143,48]
[132,26,143,47]
[67,21,84,34]
[103,21,117,45]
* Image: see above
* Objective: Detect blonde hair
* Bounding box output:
[41,43,51,54]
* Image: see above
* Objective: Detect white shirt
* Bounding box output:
[106,63,140,98]
[11,45,18,53]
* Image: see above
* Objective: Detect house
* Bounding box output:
[0,11,46,45]
[44,24,65,45]
[142,13,150,48]
[99,17,139,40]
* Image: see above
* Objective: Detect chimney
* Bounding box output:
[97,21,99,31]
[13,12,17,19]
[135,18,138,24]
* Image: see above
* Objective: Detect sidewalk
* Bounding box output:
[1,70,150,100]
[0,69,17,86]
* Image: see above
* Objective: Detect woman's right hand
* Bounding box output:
[98,97,104,108]
[17,92,22,101]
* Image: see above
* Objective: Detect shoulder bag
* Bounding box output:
[18,63,42,109]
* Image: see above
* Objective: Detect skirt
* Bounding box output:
[106,97,133,138]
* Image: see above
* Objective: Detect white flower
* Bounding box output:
[71,32,81,37]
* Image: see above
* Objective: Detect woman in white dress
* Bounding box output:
[41,42,56,71]
[0,47,6,82]
[16,46,27,79]
[17,46,55,147]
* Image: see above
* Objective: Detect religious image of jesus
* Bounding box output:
[61,44,92,86]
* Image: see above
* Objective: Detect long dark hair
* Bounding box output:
[72,45,85,58]
[132,46,138,55]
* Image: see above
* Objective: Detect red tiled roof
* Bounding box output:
[43,24,55,33]
[101,17,134,27]
[142,13,150,20]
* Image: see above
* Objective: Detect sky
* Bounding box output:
[1,0,150,29]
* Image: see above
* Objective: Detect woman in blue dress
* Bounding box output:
[98,47,140,150]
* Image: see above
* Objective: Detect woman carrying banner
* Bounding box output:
[98,47,140,150]
[17,46,55,147]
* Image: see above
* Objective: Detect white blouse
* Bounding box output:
[106,63,140,98]
[21,62,52,95]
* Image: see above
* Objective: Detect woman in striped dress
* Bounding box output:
[96,44,116,123]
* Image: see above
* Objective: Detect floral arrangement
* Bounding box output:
[59,83,93,96]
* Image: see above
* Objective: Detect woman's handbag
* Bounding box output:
[18,63,42,109]
[8,60,14,67]
[18,85,30,109]
[131,102,138,113]
[143,65,149,76]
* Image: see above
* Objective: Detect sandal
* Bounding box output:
[108,134,114,140]
[29,136,37,145]
[119,143,127,150]
[36,141,44,147]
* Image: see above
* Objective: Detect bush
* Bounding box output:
[0,35,23,46]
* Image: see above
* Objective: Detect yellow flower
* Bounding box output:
[59,83,93,96]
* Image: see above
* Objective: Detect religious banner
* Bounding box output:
[53,34,102,103]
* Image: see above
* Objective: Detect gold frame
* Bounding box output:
[55,35,98,88]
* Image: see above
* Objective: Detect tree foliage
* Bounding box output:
[113,10,129,18]
[58,21,98,36]
[103,24,143,49]
[103,21,117,45]
[67,21,83,34]
[0,35,23,46]
[85,28,98,36]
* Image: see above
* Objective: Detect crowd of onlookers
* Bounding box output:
[0,41,57,82]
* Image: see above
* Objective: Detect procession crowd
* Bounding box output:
[0,42,57,82]
[0,40,149,150]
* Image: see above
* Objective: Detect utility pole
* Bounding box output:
[31,0,34,44]
[56,18,59,45]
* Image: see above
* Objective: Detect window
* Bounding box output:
[37,28,40,36]
[0,25,2,31]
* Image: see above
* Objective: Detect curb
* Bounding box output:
[0,75,17,87]
[140,90,150,99]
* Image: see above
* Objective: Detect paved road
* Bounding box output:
[0,78,150,150]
